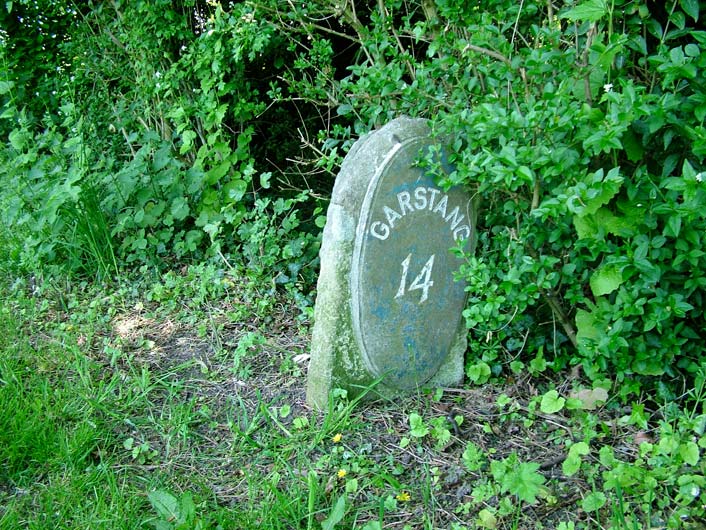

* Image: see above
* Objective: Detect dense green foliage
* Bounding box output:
[2,1,705,389]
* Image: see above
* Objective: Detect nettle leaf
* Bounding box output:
[561,0,607,22]
[500,461,546,504]
[590,263,623,297]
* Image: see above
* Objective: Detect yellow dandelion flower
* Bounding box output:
[332,433,342,443]
[396,491,411,502]
[337,469,347,479]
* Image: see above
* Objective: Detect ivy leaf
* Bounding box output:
[561,0,607,22]
[540,390,566,414]
[590,263,623,297]
[500,461,546,504]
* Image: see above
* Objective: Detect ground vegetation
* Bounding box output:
[1,0,705,528]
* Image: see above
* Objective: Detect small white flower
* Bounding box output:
[696,172,703,182]
[603,83,613,93]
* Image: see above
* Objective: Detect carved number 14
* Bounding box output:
[395,253,435,304]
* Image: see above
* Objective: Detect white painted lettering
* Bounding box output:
[397,191,414,215]
[413,186,427,210]
[444,206,464,231]
[369,186,471,244]
[427,188,440,210]
[432,194,448,217]
[370,221,390,240]
[383,205,402,228]
[395,253,435,304]
[453,225,471,241]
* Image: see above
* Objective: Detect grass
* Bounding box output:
[0,265,704,529]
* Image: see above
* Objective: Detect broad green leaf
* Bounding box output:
[569,387,609,410]
[585,168,623,215]
[679,441,700,466]
[590,263,623,297]
[582,491,606,512]
[477,509,498,529]
[563,442,590,476]
[561,0,607,22]
[179,130,197,154]
[467,361,491,384]
[259,171,272,189]
[179,492,195,524]
[148,490,180,521]
[152,145,172,171]
[462,441,486,472]
[680,0,699,21]
[516,165,534,184]
[0,80,14,94]
[225,178,247,201]
[573,214,597,240]
[529,348,547,374]
[409,413,429,438]
[664,215,682,238]
[206,160,231,184]
[622,129,645,162]
[171,197,190,221]
[8,129,28,150]
[321,496,346,530]
[337,104,353,116]
[500,461,546,504]
[540,390,565,414]
[576,309,601,344]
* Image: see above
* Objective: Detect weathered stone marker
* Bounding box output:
[307,117,475,409]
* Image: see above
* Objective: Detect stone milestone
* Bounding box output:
[306,117,476,409]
